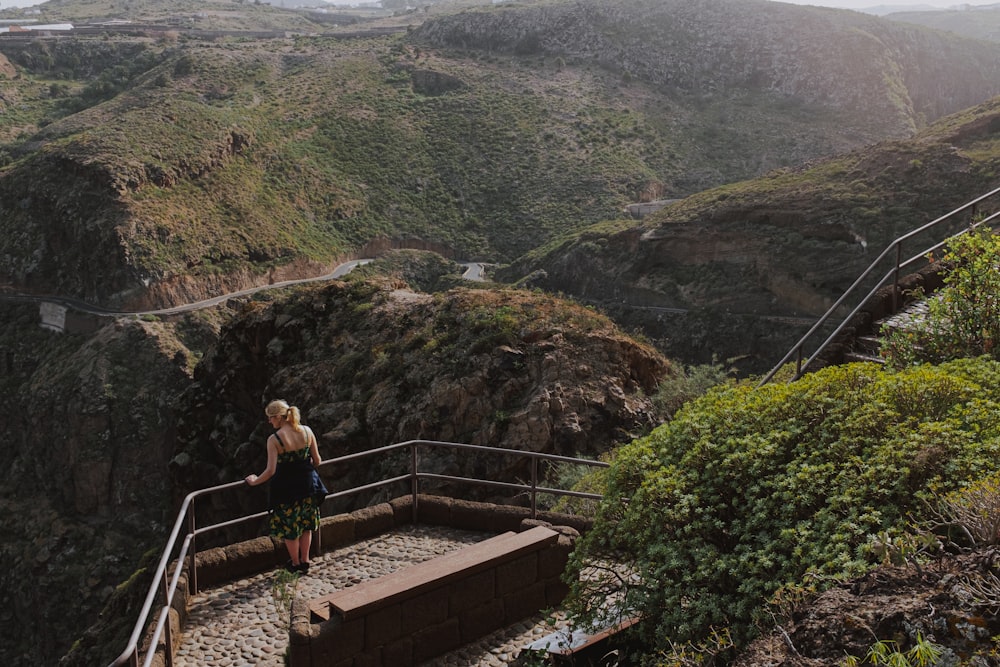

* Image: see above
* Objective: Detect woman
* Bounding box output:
[245,399,326,573]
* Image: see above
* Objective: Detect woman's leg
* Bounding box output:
[299,530,313,564]
[284,537,301,565]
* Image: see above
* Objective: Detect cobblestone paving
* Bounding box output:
[174,524,572,667]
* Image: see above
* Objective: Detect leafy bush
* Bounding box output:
[882,226,1000,367]
[651,359,733,420]
[564,358,1000,662]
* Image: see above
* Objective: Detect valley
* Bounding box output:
[2,0,1000,664]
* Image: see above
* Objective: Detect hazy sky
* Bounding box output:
[4,0,1000,12]
[780,0,999,7]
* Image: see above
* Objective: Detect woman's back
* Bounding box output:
[274,425,309,453]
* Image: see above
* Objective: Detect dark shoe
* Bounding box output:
[295,561,310,574]
[281,560,298,573]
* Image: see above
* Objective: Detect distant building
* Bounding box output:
[39,302,66,333]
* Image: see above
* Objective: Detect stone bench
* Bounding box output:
[291,524,575,666]
[309,525,558,621]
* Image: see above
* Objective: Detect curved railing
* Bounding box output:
[108,439,608,667]
[758,185,1000,386]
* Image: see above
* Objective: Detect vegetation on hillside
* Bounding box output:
[3,0,1000,307]
[565,358,1000,664]
[503,95,1000,373]
[888,7,1000,44]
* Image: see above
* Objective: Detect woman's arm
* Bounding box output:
[244,436,279,486]
[307,426,321,468]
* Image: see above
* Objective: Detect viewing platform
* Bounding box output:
[174,523,572,666]
[110,440,612,667]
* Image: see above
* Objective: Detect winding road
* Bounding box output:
[1,260,488,318]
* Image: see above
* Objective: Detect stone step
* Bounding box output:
[843,351,885,364]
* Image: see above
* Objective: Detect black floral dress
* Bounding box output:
[268,441,322,540]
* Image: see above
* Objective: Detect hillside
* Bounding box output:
[502,95,1000,374]
[1,0,1000,315]
[888,5,1000,42]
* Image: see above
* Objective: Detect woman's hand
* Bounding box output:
[245,474,258,486]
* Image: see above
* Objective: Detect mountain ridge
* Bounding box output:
[2,0,1000,314]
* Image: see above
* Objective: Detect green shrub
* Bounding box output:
[843,634,943,667]
[882,226,1000,367]
[564,358,1000,661]
[651,359,733,420]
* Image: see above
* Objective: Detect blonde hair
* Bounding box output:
[265,399,303,431]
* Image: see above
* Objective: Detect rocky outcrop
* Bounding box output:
[0,52,16,80]
[170,279,671,522]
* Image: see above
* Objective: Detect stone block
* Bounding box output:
[537,543,571,580]
[319,513,355,551]
[194,547,226,570]
[497,553,538,596]
[503,582,548,625]
[352,503,394,539]
[449,569,495,614]
[414,494,452,526]
[450,498,494,531]
[223,536,279,579]
[545,579,571,607]
[412,618,462,663]
[388,495,414,525]
[864,289,894,321]
[382,636,413,666]
[313,617,365,664]
[535,512,593,534]
[459,599,505,643]
[352,650,382,667]
[488,504,533,532]
[288,599,314,667]
[400,586,449,635]
[898,272,925,293]
[365,603,401,648]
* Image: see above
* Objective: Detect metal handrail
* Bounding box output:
[109,439,608,667]
[758,185,1000,386]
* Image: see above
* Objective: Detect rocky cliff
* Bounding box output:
[170,277,670,519]
[0,302,209,665]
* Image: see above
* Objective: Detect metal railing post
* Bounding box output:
[161,569,174,667]
[530,457,538,519]
[892,242,902,313]
[187,506,197,595]
[411,442,419,519]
